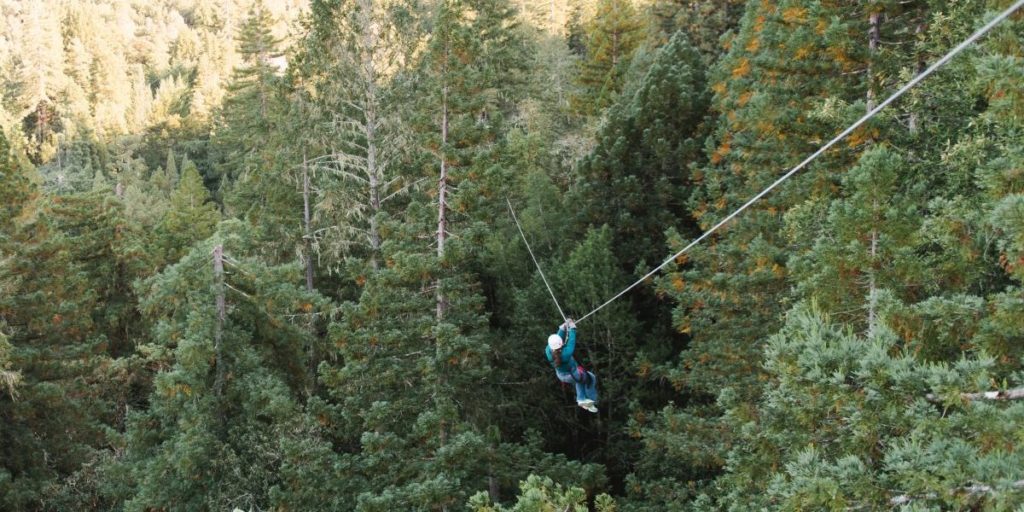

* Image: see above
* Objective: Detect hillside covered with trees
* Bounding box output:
[1,0,1023,510]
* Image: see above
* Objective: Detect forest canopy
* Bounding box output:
[1,0,1023,510]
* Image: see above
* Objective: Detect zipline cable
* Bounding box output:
[576,0,1024,324]
[506,197,569,323]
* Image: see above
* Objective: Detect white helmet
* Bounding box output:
[547,334,564,350]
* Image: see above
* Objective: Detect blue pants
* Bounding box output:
[556,366,598,403]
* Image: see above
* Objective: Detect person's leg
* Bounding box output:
[584,371,598,403]
[574,381,587,402]
[574,367,590,403]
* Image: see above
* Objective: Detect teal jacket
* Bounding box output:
[544,326,578,375]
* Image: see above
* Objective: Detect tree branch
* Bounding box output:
[890,479,1024,505]
[926,387,1024,403]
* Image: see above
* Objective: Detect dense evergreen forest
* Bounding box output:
[1,0,1023,509]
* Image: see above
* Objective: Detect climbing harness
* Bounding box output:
[569,0,1024,325]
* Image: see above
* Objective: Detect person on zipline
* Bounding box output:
[546,318,598,413]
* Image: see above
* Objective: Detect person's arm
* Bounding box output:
[562,326,577,359]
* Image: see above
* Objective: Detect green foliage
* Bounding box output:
[0,188,151,510]
[708,304,1024,510]
[0,1,298,161]
[786,146,926,330]
[3,0,1024,510]
[0,331,20,400]
[0,130,35,231]
[155,160,221,265]
[290,0,429,268]
[645,0,745,60]
[115,221,332,510]
[572,0,645,115]
[469,474,616,512]
[39,138,108,194]
[503,223,641,477]
[213,4,286,195]
[632,3,870,501]
[312,192,607,508]
[576,31,707,275]
[631,1,1024,508]
[667,0,865,397]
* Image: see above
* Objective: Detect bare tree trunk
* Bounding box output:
[606,324,612,443]
[612,32,619,67]
[926,387,1024,402]
[891,479,1024,506]
[908,22,926,134]
[868,221,878,332]
[367,112,381,271]
[866,11,881,333]
[488,474,500,504]
[431,31,453,494]
[213,244,226,398]
[368,149,381,271]
[301,153,320,398]
[437,84,450,462]
[361,0,383,271]
[302,151,314,292]
[866,11,881,111]
[437,79,449,321]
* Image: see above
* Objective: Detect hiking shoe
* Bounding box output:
[580,402,598,413]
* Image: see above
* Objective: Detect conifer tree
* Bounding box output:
[415,0,531,315]
[569,34,708,389]
[646,0,745,59]
[315,219,497,509]
[315,202,606,508]
[41,138,106,194]
[0,185,149,509]
[576,31,707,278]
[648,2,1024,508]
[0,332,18,400]
[120,150,174,232]
[0,132,29,405]
[571,0,644,116]
[214,4,284,195]
[159,148,179,193]
[155,159,221,265]
[115,222,331,510]
[507,225,641,479]
[0,131,34,231]
[309,1,585,503]
[218,5,321,270]
[10,0,64,162]
[294,0,424,269]
[955,5,1024,374]
[785,146,925,332]
[633,0,872,504]
[469,474,616,512]
[707,304,1024,510]
[4,0,1024,508]
[784,0,1008,358]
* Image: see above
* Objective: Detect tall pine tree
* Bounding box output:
[114,221,331,510]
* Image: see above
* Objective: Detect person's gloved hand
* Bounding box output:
[566,318,576,329]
